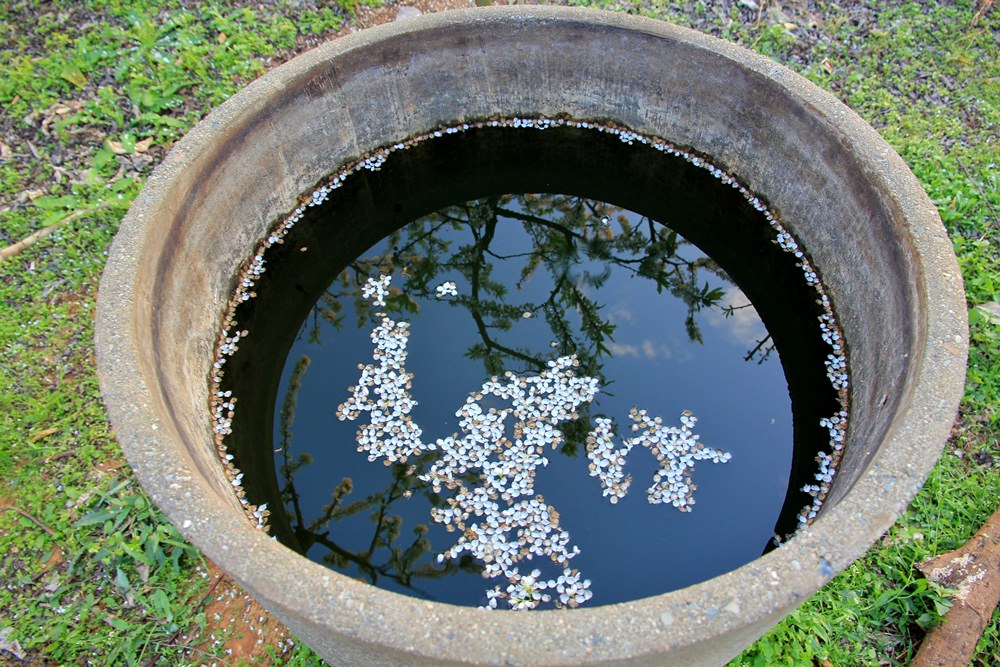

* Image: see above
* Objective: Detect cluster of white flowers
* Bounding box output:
[766,222,849,528]
[641,410,731,509]
[435,281,458,298]
[798,450,837,524]
[585,417,635,502]
[586,410,732,510]
[212,389,236,437]
[482,566,593,610]
[420,356,599,492]
[819,410,848,452]
[553,567,593,607]
[796,408,849,525]
[337,275,425,464]
[361,152,388,171]
[361,273,391,307]
[502,569,551,610]
[741,160,850,528]
[206,244,271,522]
[434,494,579,587]
[825,353,848,390]
[819,310,841,348]
[250,502,269,530]
[211,327,249,440]
[819,298,849,392]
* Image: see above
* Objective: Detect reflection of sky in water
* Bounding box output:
[274,199,792,607]
[705,286,771,349]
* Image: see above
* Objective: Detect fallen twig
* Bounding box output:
[973,0,994,26]
[912,504,1000,666]
[0,202,113,264]
[0,505,57,537]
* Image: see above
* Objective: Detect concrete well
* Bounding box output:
[96,7,967,666]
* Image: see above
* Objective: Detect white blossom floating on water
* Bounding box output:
[209,114,849,554]
[361,273,391,307]
[435,281,458,298]
[587,410,732,510]
[332,274,733,609]
[336,275,424,465]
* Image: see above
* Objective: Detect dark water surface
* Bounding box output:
[221,125,839,608]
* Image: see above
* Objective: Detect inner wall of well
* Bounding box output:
[146,17,919,514]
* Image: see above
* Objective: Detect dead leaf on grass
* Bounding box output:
[60,63,88,89]
[30,427,59,442]
[134,137,154,153]
[107,139,128,155]
[39,100,84,135]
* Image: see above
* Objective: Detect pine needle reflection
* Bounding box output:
[277,354,482,594]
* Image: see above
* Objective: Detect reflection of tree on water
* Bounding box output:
[278,194,747,589]
[308,194,731,376]
[277,355,481,596]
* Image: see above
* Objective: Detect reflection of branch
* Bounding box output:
[279,420,466,599]
[536,273,568,315]
[496,206,585,244]
[278,356,311,531]
[724,302,756,314]
[467,203,547,372]
[584,199,606,220]
[743,335,774,364]
[461,195,727,376]
[366,470,406,559]
[390,219,454,260]
[468,301,546,371]
[310,532,437,598]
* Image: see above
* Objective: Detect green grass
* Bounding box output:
[0,1,366,664]
[0,0,997,665]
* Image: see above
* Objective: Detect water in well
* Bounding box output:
[213,120,847,610]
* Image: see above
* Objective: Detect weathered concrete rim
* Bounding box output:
[96,6,968,665]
